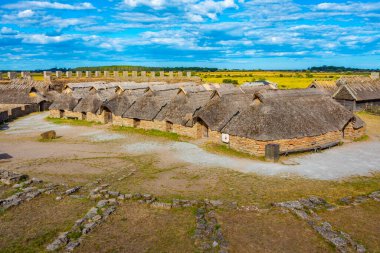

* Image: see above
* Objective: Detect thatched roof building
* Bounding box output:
[0,87,46,105]
[333,76,380,111]
[195,93,254,132]
[123,89,179,121]
[308,80,338,95]
[221,89,362,141]
[49,94,80,111]
[156,90,213,126]
[103,91,142,116]
[73,93,103,114]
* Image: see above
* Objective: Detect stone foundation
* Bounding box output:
[64,111,81,119]
[138,120,166,131]
[172,123,198,138]
[227,130,343,156]
[343,122,366,140]
[49,109,61,118]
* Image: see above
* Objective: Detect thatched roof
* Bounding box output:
[210,86,245,98]
[308,80,338,95]
[123,89,179,120]
[156,90,213,126]
[241,85,273,94]
[242,80,278,89]
[73,93,103,114]
[49,94,80,111]
[70,88,91,99]
[0,79,48,93]
[333,77,380,101]
[221,89,360,141]
[0,87,46,104]
[195,93,254,131]
[65,81,107,90]
[103,91,141,116]
[146,82,197,93]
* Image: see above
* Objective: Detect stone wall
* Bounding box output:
[172,123,198,138]
[227,131,343,156]
[87,112,104,123]
[112,116,123,126]
[343,122,366,140]
[64,111,81,119]
[49,109,61,118]
[138,120,166,131]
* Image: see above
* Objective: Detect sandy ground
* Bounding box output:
[1,112,380,180]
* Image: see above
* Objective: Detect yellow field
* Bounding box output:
[196,71,368,89]
[2,71,369,89]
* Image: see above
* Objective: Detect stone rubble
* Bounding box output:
[193,207,229,253]
[273,196,366,253]
[338,190,380,206]
[0,169,29,185]
[46,198,118,252]
[65,186,81,195]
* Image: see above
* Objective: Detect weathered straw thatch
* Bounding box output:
[0,87,46,104]
[123,89,179,120]
[156,90,213,126]
[0,78,48,93]
[70,88,91,99]
[308,80,338,95]
[73,93,103,114]
[241,85,273,94]
[221,89,359,141]
[65,81,107,90]
[103,91,142,116]
[49,94,80,111]
[241,80,278,89]
[146,82,197,93]
[210,86,244,98]
[195,93,254,131]
[334,76,380,101]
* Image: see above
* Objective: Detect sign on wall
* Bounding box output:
[222,133,230,143]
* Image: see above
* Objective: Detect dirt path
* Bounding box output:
[1,112,380,180]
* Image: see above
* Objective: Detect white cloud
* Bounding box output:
[2,1,95,10]
[17,9,35,18]
[18,34,77,44]
[122,0,166,9]
[116,12,172,23]
[316,2,380,12]
[1,26,19,35]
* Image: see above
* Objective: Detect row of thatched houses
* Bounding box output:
[49,81,365,156]
[309,74,380,111]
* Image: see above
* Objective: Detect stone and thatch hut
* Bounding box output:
[49,94,81,118]
[0,86,51,111]
[194,92,254,140]
[71,89,115,123]
[102,90,144,125]
[154,88,214,137]
[333,76,380,111]
[308,80,338,95]
[202,89,365,156]
[122,87,182,130]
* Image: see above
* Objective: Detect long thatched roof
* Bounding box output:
[49,94,80,111]
[334,76,380,101]
[221,89,361,141]
[0,87,46,104]
[123,89,179,120]
[195,93,254,131]
[103,91,142,116]
[73,93,103,114]
[308,80,338,95]
[156,90,213,126]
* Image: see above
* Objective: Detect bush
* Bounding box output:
[222,79,238,85]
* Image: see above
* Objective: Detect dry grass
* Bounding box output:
[196,71,359,89]
[76,202,196,253]
[217,209,334,253]
[0,195,93,253]
[318,200,380,252]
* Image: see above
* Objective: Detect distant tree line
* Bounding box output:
[307,65,379,72]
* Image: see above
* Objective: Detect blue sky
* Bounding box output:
[0,0,379,70]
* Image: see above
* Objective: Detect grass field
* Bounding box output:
[2,71,370,89]
[196,71,369,89]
